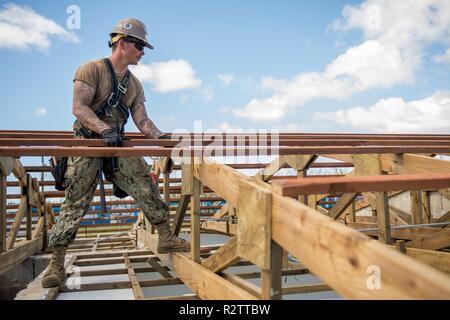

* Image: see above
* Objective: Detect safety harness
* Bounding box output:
[74,58,131,138]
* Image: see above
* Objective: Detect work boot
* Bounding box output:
[155,221,190,254]
[42,246,67,288]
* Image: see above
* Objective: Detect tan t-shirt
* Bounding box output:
[73,58,146,129]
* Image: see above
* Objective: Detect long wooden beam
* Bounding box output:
[273,174,450,197]
[2,146,450,157]
[405,229,450,250]
[201,236,240,273]
[2,138,450,147]
[140,231,258,299]
[0,236,43,275]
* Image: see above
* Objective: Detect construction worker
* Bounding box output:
[42,18,190,288]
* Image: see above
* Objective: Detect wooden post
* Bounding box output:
[376,191,391,244]
[422,191,431,224]
[191,176,201,263]
[350,202,356,222]
[354,154,391,244]
[26,174,33,241]
[163,171,170,204]
[43,201,48,250]
[0,172,6,253]
[396,240,406,254]
[296,169,308,205]
[261,240,282,300]
[410,190,424,225]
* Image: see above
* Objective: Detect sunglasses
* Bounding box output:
[123,38,146,51]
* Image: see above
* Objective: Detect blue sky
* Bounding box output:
[1,0,450,134]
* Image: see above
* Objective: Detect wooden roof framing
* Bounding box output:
[1,130,450,299]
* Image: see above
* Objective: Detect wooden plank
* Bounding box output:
[123,253,145,299]
[201,236,240,273]
[254,156,286,181]
[221,272,262,299]
[382,154,450,175]
[272,173,450,197]
[386,205,410,225]
[181,163,193,195]
[163,171,170,203]
[237,179,271,269]
[328,193,359,220]
[272,193,450,299]
[375,191,391,244]
[436,210,450,223]
[201,220,237,235]
[399,247,450,274]
[191,177,201,263]
[0,157,15,175]
[172,194,190,236]
[141,231,258,299]
[0,172,7,253]
[405,229,450,250]
[25,174,32,240]
[61,278,182,292]
[410,190,424,225]
[146,257,174,279]
[212,203,229,219]
[261,240,282,300]
[172,252,259,300]
[439,188,450,201]
[143,294,199,300]
[422,191,432,223]
[3,145,450,157]
[193,157,250,208]
[284,154,318,171]
[282,283,332,295]
[0,237,43,275]
[13,158,27,186]
[31,216,45,240]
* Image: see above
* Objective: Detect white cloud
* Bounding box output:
[0,3,79,52]
[131,59,201,93]
[315,92,450,133]
[232,0,450,122]
[434,48,450,64]
[217,121,246,133]
[218,74,234,86]
[34,107,47,116]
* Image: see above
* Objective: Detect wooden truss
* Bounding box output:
[1,130,450,299]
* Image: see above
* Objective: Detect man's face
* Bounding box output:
[121,38,146,65]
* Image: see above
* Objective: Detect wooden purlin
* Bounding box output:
[3,145,450,157]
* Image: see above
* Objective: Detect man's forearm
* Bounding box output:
[75,105,111,134]
[138,118,163,139]
[131,103,164,139]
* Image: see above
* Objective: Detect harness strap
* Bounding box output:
[74,58,131,138]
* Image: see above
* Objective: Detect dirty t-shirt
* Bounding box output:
[73,58,145,130]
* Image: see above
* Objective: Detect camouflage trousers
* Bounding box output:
[48,156,169,248]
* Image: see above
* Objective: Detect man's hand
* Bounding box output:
[101,129,123,147]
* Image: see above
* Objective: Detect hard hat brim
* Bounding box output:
[110,32,154,49]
